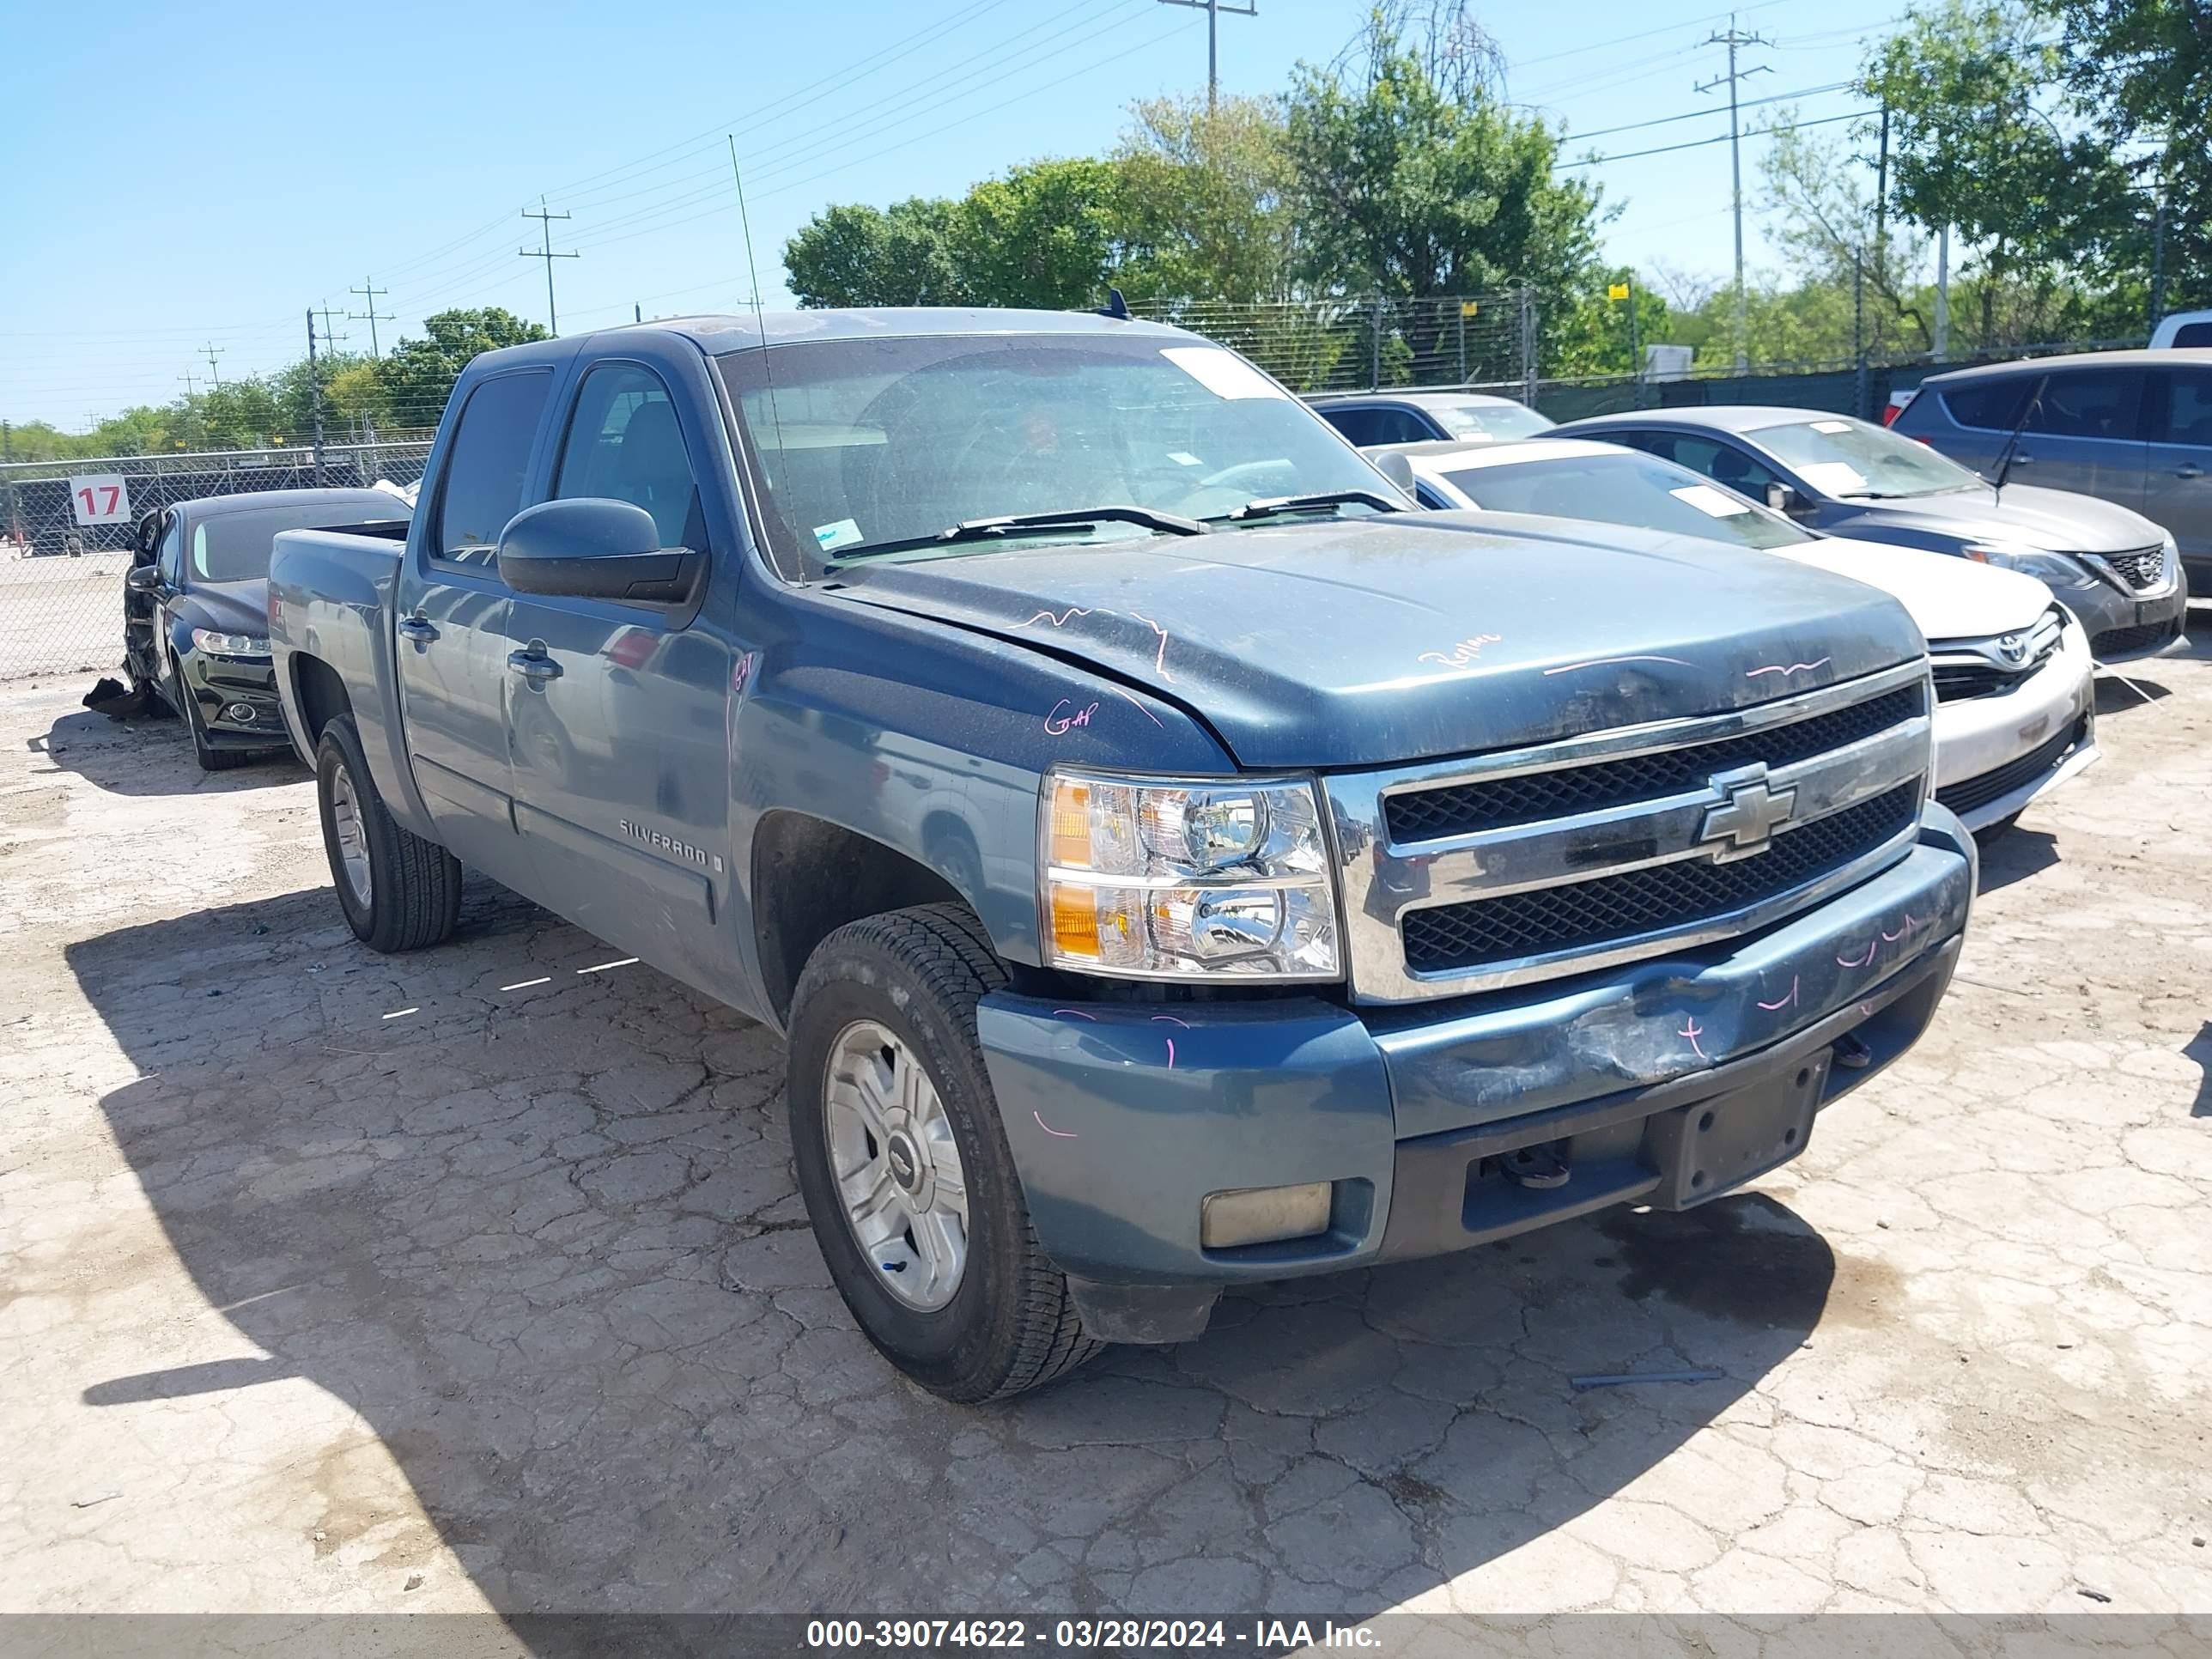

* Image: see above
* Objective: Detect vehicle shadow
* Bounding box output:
[1973,824,2059,894]
[33,707,301,794]
[65,886,1828,1620]
[2094,674,2171,715]
[2185,1023,2212,1119]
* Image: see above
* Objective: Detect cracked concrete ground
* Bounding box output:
[3,637,2210,1627]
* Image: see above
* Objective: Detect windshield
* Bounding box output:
[1749,416,1981,500]
[1438,449,1813,550]
[188,502,409,584]
[1425,399,1554,441]
[715,333,1393,572]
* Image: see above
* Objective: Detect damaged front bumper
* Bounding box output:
[978,807,1975,1343]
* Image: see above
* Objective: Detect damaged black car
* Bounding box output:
[125,489,410,769]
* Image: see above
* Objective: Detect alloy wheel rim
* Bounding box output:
[823,1019,969,1312]
[329,763,373,906]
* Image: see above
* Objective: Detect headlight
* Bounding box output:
[1041,770,1340,980]
[191,628,270,658]
[1960,545,2091,586]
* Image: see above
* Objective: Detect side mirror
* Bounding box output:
[125,563,163,593]
[496,498,704,606]
[1765,482,1807,516]
[1370,449,1419,498]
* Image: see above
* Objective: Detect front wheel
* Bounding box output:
[786,903,1101,1401]
[314,714,462,951]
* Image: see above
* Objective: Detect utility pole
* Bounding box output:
[2150,199,2169,328]
[520,198,579,335]
[316,301,349,355]
[305,309,328,487]
[179,370,198,399]
[1935,225,1950,360]
[201,342,225,386]
[1697,15,1771,371]
[349,276,393,358]
[1156,0,1256,112]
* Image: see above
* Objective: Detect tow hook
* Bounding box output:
[1833,1030,1874,1070]
[1503,1142,1571,1190]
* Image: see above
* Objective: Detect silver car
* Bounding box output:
[1553,404,2190,665]
[1892,349,2212,592]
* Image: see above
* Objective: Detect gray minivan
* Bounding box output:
[1893,349,2212,588]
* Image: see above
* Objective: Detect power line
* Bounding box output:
[519,200,580,335]
[1698,14,1774,368]
[1568,79,1848,143]
[1555,105,1873,167]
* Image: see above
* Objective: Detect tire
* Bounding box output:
[786,902,1102,1402]
[314,714,463,952]
[175,653,251,771]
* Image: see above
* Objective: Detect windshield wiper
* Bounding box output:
[1217,489,1405,523]
[829,505,1207,562]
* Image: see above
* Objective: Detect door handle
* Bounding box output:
[2176,464,2205,479]
[507,647,562,685]
[398,615,439,644]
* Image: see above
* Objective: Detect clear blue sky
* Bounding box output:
[0,0,1910,428]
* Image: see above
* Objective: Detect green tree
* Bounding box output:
[1112,94,1294,303]
[784,199,966,307]
[1281,21,1603,318]
[1756,108,1934,356]
[1546,270,1671,377]
[375,308,550,432]
[1862,0,2137,344]
[948,159,1122,310]
[2051,0,2212,313]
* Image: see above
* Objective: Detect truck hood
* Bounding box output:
[1826,481,2166,555]
[1770,536,2051,646]
[834,514,1923,770]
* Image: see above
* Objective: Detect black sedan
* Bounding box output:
[126,489,410,769]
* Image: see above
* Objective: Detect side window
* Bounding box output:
[2154,370,2212,447]
[1374,408,1435,445]
[2171,322,2212,348]
[1414,480,1455,510]
[555,363,706,551]
[1941,379,2031,430]
[156,514,185,583]
[1603,429,1671,461]
[2034,368,2144,441]
[434,371,554,566]
[1664,435,1783,498]
[1318,406,1382,447]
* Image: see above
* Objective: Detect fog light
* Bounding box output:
[1200,1182,1332,1249]
[225,703,257,723]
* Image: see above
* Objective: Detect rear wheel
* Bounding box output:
[174,653,250,771]
[786,903,1101,1401]
[314,714,462,951]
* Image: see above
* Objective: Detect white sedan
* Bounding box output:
[1380,436,2101,835]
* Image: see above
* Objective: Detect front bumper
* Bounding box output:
[1930,622,2100,830]
[979,808,1976,1336]
[179,649,286,746]
[2066,570,2189,664]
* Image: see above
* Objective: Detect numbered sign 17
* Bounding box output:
[69,474,131,526]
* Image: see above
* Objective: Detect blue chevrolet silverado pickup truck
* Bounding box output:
[267,308,1977,1401]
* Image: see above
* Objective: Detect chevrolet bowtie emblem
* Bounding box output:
[1698,764,1797,862]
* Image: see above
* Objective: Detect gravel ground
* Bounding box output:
[3,636,2209,1631]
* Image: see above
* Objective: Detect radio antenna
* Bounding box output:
[728,135,787,474]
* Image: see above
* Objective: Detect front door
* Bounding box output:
[2143,365,2212,575]
[502,360,733,989]
[126,510,178,685]
[392,368,554,873]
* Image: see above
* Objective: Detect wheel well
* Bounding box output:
[290,654,352,743]
[753,811,966,1024]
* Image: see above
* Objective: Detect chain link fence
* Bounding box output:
[0,440,432,681]
[1131,291,1535,397]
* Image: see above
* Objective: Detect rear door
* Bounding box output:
[502,357,732,981]
[392,368,555,872]
[2142,363,2212,574]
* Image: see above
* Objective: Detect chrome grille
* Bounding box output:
[1383,685,1921,840]
[2094,544,2169,591]
[1929,606,2065,702]
[1322,661,1932,1003]
[1402,784,1919,973]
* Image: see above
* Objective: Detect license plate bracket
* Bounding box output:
[1644,1050,1832,1209]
